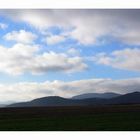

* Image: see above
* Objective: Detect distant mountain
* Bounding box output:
[7,96,86,107]
[105,91,140,105]
[7,91,140,107]
[72,92,120,100]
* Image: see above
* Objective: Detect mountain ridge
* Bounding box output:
[7,91,140,107]
[71,92,120,99]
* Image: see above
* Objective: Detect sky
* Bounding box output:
[0,9,140,104]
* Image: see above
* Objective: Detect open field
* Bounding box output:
[0,105,140,130]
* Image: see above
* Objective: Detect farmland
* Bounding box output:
[0,105,140,130]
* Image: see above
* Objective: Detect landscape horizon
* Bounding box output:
[0,9,140,130]
[3,91,140,107]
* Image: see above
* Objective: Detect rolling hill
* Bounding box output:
[7,91,140,107]
[105,91,140,105]
[72,92,120,99]
[7,96,86,107]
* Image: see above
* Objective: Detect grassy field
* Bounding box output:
[0,105,140,130]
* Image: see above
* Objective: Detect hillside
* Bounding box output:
[7,92,140,107]
[72,92,120,99]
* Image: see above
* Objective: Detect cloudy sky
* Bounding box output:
[0,9,140,104]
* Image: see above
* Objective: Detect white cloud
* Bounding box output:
[4,30,37,44]
[43,34,66,45]
[94,48,140,71]
[31,51,87,74]
[114,30,140,46]
[0,43,87,75]
[0,78,140,104]
[2,10,140,45]
[0,23,8,29]
[67,48,80,56]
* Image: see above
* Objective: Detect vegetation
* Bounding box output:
[0,105,140,130]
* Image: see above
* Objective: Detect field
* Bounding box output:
[0,105,140,131]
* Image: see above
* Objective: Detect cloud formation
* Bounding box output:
[43,34,66,45]
[0,43,87,75]
[1,10,140,45]
[0,10,139,104]
[0,22,7,29]
[4,30,37,44]
[94,48,140,72]
[1,78,140,104]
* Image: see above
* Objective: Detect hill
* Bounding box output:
[105,91,140,105]
[7,91,140,107]
[7,96,86,107]
[72,92,120,99]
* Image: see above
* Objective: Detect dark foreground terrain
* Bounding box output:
[0,104,140,130]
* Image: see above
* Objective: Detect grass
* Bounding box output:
[0,105,140,130]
